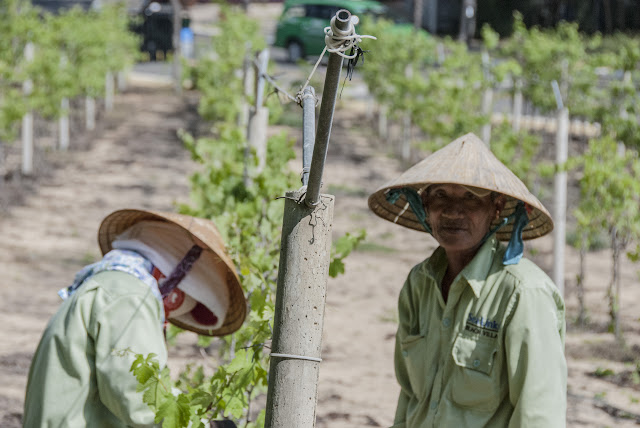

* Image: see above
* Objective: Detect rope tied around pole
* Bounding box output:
[270,352,322,363]
[296,12,376,104]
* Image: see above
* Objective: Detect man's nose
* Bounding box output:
[441,201,465,218]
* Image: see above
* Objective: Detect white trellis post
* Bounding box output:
[400,64,413,163]
[21,42,35,176]
[247,48,269,175]
[59,98,70,151]
[481,50,493,145]
[117,70,127,92]
[85,96,96,131]
[512,78,523,132]
[240,45,253,187]
[105,71,114,112]
[378,103,388,140]
[552,80,568,296]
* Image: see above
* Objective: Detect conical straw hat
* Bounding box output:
[368,133,553,241]
[98,209,246,336]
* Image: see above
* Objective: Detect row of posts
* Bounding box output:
[19,42,123,176]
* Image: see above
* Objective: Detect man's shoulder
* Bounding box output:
[501,258,560,295]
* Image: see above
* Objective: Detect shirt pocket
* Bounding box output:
[450,334,500,411]
[400,333,429,400]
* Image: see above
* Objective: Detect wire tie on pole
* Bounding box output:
[296,15,376,103]
[270,352,322,363]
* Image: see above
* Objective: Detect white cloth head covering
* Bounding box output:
[112,221,230,331]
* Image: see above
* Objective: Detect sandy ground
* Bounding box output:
[1,9,640,426]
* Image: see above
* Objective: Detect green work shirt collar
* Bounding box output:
[423,236,499,298]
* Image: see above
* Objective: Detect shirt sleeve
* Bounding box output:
[505,286,567,428]
[92,286,168,427]
[392,274,417,427]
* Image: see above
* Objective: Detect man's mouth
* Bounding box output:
[439,224,467,233]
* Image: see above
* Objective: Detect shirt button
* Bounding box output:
[442,318,451,328]
[402,350,408,357]
[430,401,438,410]
[473,359,481,368]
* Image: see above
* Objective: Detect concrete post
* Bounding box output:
[512,79,523,132]
[553,107,569,296]
[248,49,269,174]
[105,71,114,112]
[481,50,493,145]
[86,96,96,131]
[264,190,334,428]
[169,0,182,94]
[21,42,35,176]
[378,104,388,140]
[265,9,350,427]
[59,98,70,151]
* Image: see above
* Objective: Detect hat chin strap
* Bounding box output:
[479,201,529,265]
[159,244,204,297]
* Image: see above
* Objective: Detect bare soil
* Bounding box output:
[1,72,640,428]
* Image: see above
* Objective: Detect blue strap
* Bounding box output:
[385,188,432,234]
[502,201,529,265]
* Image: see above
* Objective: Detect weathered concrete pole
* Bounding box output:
[59,98,70,151]
[551,80,568,296]
[264,190,334,428]
[248,49,270,175]
[265,9,352,427]
[21,42,34,176]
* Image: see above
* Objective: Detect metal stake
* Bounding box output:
[301,86,316,186]
[304,9,352,207]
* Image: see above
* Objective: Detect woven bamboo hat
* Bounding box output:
[368,133,553,241]
[98,209,246,336]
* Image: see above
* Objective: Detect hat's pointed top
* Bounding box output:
[368,133,553,241]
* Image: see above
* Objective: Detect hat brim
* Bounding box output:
[368,183,553,241]
[98,209,247,336]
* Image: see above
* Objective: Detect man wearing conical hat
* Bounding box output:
[369,134,567,427]
[23,209,246,427]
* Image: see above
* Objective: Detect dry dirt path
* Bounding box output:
[1,74,640,428]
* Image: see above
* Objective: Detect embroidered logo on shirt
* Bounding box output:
[465,313,500,338]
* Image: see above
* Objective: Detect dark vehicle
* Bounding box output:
[274,0,388,62]
[129,0,174,61]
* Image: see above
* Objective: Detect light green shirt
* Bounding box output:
[393,237,567,428]
[24,271,167,428]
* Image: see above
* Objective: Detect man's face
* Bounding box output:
[423,184,503,256]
